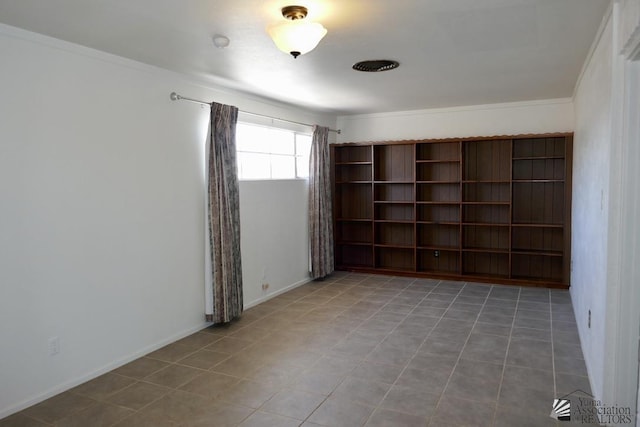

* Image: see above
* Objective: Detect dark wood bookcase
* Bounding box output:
[331,134,573,288]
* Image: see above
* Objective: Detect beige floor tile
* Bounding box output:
[494,406,557,427]
[444,371,502,403]
[395,367,452,395]
[331,377,391,406]
[0,413,50,427]
[5,276,585,426]
[206,336,253,354]
[181,402,254,427]
[260,388,326,420]
[275,349,322,368]
[239,411,302,427]
[429,396,496,427]
[69,373,136,400]
[555,373,591,396]
[365,408,429,427]
[113,357,170,379]
[365,344,416,366]
[228,326,273,342]
[501,365,555,393]
[311,356,359,377]
[499,382,553,414]
[173,332,221,350]
[176,349,230,369]
[147,343,197,362]
[144,364,205,389]
[209,354,263,377]
[55,402,134,427]
[246,362,304,387]
[307,397,375,427]
[291,369,345,396]
[105,381,169,410]
[137,390,212,422]
[24,391,95,423]
[179,372,241,398]
[380,385,440,418]
[408,352,458,373]
[112,411,180,427]
[349,360,404,385]
[217,380,280,409]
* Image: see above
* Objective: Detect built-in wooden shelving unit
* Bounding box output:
[331,134,573,288]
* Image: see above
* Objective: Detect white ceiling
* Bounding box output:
[0,0,609,115]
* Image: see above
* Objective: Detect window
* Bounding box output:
[236,122,312,180]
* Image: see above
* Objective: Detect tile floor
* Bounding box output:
[1,273,597,427]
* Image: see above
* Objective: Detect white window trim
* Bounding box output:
[236,121,312,181]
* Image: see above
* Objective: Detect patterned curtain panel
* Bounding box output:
[204,102,243,324]
[308,125,334,279]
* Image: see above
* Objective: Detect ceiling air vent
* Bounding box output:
[352,60,399,72]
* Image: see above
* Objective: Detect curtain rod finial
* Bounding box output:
[170,92,180,101]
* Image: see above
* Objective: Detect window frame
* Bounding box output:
[235,121,312,181]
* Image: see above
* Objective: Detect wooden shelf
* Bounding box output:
[463,247,510,254]
[373,266,416,273]
[512,223,563,228]
[331,134,572,288]
[417,245,460,251]
[417,221,460,225]
[461,222,510,227]
[461,201,510,205]
[374,200,414,204]
[513,156,565,160]
[416,159,461,164]
[374,244,415,249]
[512,179,564,183]
[417,201,461,205]
[373,180,415,185]
[335,161,372,165]
[416,180,460,184]
[512,249,563,257]
[464,272,511,279]
[462,180,511,184]
[336,240,372,246]
[336,263,372,269]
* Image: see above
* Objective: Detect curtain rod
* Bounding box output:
[170,92,341,134]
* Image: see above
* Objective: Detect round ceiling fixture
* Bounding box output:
[352,60,400,72]
[212,35,230,48]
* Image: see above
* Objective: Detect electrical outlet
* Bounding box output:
[588,310,591,328]
[262,283,269,291]
[48,337,60,356]
[434,250,440,258]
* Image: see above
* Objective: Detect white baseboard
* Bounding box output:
[0,322,209,420]
[2,279,312,419]
[243,277,312,310]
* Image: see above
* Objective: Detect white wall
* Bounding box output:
[336,99,574,143]
[0,24,335,418]
[571,13,613,403]
[572,2,640,422]
[239,180,311,306]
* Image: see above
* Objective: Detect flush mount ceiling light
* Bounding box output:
[267,5,327,59]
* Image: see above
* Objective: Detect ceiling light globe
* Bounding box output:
[267,20,327,58]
